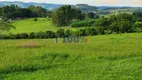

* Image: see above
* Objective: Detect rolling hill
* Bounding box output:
[10,18,57,33]
[10,18,76,34]
[0,1,63,10]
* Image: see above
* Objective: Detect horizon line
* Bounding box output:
[0,1,142,7]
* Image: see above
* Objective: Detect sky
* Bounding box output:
[0,0,142,7]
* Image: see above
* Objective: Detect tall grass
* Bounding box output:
[0,33,142,80]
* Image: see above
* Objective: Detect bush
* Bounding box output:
[16,33,29,39]
[34,18,37,22]
[79,29,86,36]
[86,27,99,35]
[35,32,47,39]
[46,31,55,38]
[94,15,100,19]
[15,34,21,39]
[64,30,72,37]
[134,23,142,32]
[21,33,28,39]
[71,19,95,28]
[91,27,99,35]
[56,29,65,37]
[29,32,35,39]
[2,35,11,39]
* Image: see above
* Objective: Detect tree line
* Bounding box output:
[1,24,142,39]
[94,13,142,33]
[0,5,50,20]
[0,5,142,39]
[51,5,100,26]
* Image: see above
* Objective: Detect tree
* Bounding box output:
[117,13,133,22]
[109,21,133,33]
[65,30,72,37]
[28,5,47,17]
[46,31,55,38]
[87,12,94,19]
[47,11,52,18]
[133,23,142,32]
[51,5,85,26]
[0,7,2,17]
[51,11,58,25]
[56,29,65,37]
[133,12,142,22]
[11,8,32,19]
[2,5,19,19]
[94,15,100,19]
[0,21,16,39]
[74,9,85,20]
[57,5,73,26]
[29,32,35,39]
[94,17,110,27]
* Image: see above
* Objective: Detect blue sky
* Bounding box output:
[0,0,142,6]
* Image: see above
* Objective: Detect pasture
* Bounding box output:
[10,18,83,34]
[0,33,142,80]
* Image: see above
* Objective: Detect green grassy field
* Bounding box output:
[0,33,142,80]
[10,18,83,34]
[10,18,58,33]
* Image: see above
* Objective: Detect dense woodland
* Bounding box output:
[0,4,142,39]
[0,5,49,20]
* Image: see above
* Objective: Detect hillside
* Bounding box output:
[0,1,98,12]
[10,18,57,33]
[0,1,63,10]
[10,18,76,34]
[1,1,142,13]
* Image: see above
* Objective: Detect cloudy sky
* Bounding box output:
[0,0,142,6]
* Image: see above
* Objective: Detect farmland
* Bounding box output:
[0,33,142,80]
[0,2,142,80]
[10,18,57,33]
[10,18,84,34]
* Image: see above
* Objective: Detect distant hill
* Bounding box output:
[97,6,142,10]
[0,1,142,12]
[75,4,98,12]
[0,1,98,12]
[0,1,63,10]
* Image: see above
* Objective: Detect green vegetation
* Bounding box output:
[52,5,85,26]
[0,33,142,79]
[0,4,142,80]
[75,4,98,12]
[0,5,48,20]
[10,18,57,33]
[0,21,16,38]
[99,7,138,16]
[71,19,95,28]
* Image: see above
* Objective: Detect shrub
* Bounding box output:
[71,19,95,28]
[79,29,86,36]
[64,30,72,37]
[29,32,35,39]
[90,27,99,35]
[15,34,21,39]
[2,34,10,39]
[35,32,47,39]
[56,29,65,37]
[34,18,37,22]
[18,33,29,39]
[15,33,28,39]
[46,31,55,38]
[134,23,142,32]
[85,28,91,35]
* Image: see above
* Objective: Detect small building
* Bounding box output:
[0,18,2,21]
